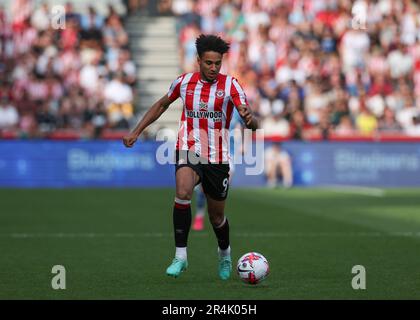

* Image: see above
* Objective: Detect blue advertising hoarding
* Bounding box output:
[0,141,174,188]
[0,141,419,188]
[280,142,420,187]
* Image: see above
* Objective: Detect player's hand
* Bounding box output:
[123,133,138,148]
[238,106,253,127]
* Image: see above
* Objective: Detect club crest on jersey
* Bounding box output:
[216,90,225,99]
[199,100,208,111]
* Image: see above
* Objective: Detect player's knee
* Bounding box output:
[176,189,193,201]
[209,214,224,227]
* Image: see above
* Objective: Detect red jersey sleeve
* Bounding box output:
[229,77,248,108]
[167,74,185,102]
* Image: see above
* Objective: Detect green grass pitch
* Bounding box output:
[0,188,419,299]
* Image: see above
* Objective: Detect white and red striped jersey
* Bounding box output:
[167,72,248,163]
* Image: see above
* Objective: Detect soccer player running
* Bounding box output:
[192,110,244,231]
[123,34,258,280]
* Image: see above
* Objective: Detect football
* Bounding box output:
[236,252,270,285]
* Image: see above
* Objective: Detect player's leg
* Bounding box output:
[192,184,206,231]
[166,166,200,277]
[278,156,293,188]
[202,164,232,280]
[265,161,277,187]
[264,148,277,188]
[206,195,232,280]
[206,196,229,251]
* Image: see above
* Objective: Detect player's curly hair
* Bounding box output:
[195,34,230,57]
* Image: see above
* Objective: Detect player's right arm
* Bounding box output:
[123,74,185,148]
[122,94,173,148]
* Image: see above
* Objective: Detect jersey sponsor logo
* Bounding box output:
[186,110,223,122]
[186,89,195,96]
[199,100,208,111]
[216,89,225,99]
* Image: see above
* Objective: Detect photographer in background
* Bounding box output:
[264,142,293,189]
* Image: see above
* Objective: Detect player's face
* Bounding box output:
[198,51,222,82]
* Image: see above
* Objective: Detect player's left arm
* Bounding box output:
[236,104,259,131]
[230,78,258,131]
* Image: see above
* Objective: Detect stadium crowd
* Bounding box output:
[1,0,420,140]
[0,0,136,138]
[174,0,420,138]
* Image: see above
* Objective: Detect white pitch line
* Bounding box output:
[0,232,207,239]
[235,232,420,237]
[319,185,385,197]
[1,231,420,238]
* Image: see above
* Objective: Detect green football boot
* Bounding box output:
[218,256,232,280]
[166,258,188,278]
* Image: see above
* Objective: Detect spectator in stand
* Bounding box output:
[200,7,224,35]
[281,80,304,118]
[81,6,105,31]
[276,52,306,87]
[35,100,56,135]
[109,49,137,87]
[304,79,330,126]
[289,109,312,140]
[11,0,32,33]
[31,2,50,32]
[340,28,370,73]
[79,51,103,95]
[335,115,355,136]
[173,0,201,32]
[0,97,19,131]
[80,6,104,50]
[330,91,350,126]
[60,16,80,51]
[83,99,107,138]
[315,108,333,140]
[405,114,420,136]
[356,106,378,136]
[104,72,134,129]
[368,73,393,97]
[396,95,419,133]
[126,0,149,15]
[257,67,283,117]
[179,23,202,72]
[18,109,37,138]
[248,25,277,73]
[379,107,402,133]
[103,13,129,49]
[261,110,290,137]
